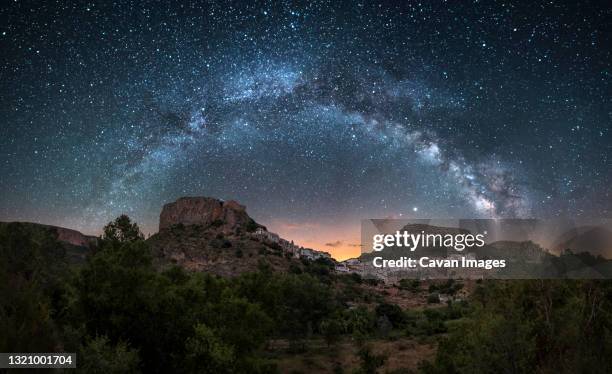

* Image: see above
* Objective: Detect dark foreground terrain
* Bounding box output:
[1,218,612,373]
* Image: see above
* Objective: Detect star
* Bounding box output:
[0,0,609,260]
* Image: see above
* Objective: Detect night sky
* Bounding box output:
[1,1,610,259]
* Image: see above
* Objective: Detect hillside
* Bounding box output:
[149,196,332,276]
[552,226,612,259]
[3,204,612,373]
[0,221,95,264]
[147,224,300,276]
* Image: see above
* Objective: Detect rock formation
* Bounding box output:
[51,225,97,247]
[159,196,258,233]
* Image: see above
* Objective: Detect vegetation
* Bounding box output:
[422,280,612,373]
[1,217,612,373]
[399,279,421,292]
[356,345,387,374]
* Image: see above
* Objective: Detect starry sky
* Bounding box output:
[1,1,610,259]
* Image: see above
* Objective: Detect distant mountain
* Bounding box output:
[552,226,612,259]
[479,240,549,262]
[357,223,581,279]
[3,222,97,247]
[0,221,96,263]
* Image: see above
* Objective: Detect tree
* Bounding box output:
[425,280,612,373]
[356,345,387,374]
[77,336,140,374]
[344,306,375,338]
[102,215,144,245]
[0,223,68,352]
[320,317,345,346]
[399,279,420,292]
[375,302,405,329]
[206,296,272,357]
[185,324,235,374]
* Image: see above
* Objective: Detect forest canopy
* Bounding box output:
[1,218,611,373]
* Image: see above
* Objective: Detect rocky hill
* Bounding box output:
[0,222,96,263]
[150,197,308,276]
[1,197,329,277]
[53,225,97,248]
[159,196,261,233]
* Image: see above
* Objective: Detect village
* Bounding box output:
[252,226,381,279]
[252,226,493,283]
[252,227,333,261]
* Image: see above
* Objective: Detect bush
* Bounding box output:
[364,278,382,286]
[77,336,140,374]
[350,272,363,284]
[245,219,259,233]
[356,345,387,374]
[427,292,440,304]
[0,223,69,353]
[320,317,345,346]
[185,324,235,374]
[405,309,453,337]
[399,279,421,292]
[428,280,463,296]
[289,263,302,274]
[375,303,405,329]
[343,307,376,337]
[210,220,224,228]
[426,281,612,373]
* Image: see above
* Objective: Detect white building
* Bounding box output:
[335,263,349,272]
[314,251,332,260]
[252,228,334,261]
[253,227,280,243]
[300,248,315,260]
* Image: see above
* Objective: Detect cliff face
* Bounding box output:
[152,197,298,277]
[159,197,256,233]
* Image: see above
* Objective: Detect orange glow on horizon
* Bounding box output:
[265,218,362,261]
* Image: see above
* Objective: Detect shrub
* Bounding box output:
[245,219,259,233]
[210,219,224,228]
[375,303,405,329]
[427,292,440,304]
[356,345,387,374]
[399,279,421,292]
[77,336,140,374]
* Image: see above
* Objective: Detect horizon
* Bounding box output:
[2,2,611,373]
[1,1,610,261]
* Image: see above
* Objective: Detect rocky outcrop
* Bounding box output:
[159,197,258,233]
[52,226,97,247]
